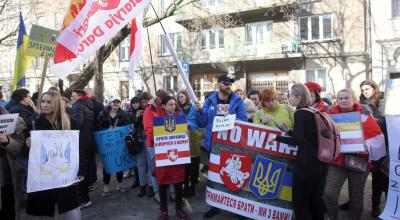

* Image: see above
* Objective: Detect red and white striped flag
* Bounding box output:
[128,12,143,78]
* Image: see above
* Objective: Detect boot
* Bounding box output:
[137,185,146,197]
[147,186,155,197]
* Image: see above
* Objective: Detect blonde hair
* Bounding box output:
[291,83,312,107]
[337,89,359,104]
[39,91,71,130]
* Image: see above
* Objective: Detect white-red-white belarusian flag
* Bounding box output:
[128,12,143,78]
[52,0,150,79]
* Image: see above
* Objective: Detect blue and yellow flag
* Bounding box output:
[13,13,32,90]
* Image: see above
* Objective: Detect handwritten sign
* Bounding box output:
[206,121,296,219]
[380,115,400,219]
[26,25,59,58]
[153,115,191,167]
[212,114,236,132]
[0,113,19,134]
[95,125,136,174]
[27,130,80,193]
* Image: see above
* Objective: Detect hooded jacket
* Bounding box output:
[143,98,162,147]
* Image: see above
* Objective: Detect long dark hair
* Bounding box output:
[359,80,381,103]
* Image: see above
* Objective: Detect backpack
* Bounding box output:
[300,108,340,163]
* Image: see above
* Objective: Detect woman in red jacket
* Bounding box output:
[149,96,188,220]
[324,89,386,220]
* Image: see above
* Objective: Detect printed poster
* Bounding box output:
[384,79,400,115]
[206,121,296,219]
[153,115,191,167]
[95,125,136,174]
[27,130,79,193]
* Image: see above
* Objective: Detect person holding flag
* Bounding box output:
[13,13,33,90]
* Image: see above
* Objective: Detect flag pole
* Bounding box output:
[146,25,157,95]
[38,57,50,98]
[149,3,198,102]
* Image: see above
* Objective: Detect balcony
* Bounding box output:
[175,0,297,23]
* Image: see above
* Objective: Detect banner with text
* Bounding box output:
[52,0,151,79]
[0,113,19,134]
[153,115,191,167]
[380,115,400,219]
[384,79,400,115]
[206,120,296,219]
[95,125,136,174]
[27,130,79,193]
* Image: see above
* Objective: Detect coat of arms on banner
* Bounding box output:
[165,117,176,132]
[219,150,252,192]
[167,149,178,162]
[249,156,287,199]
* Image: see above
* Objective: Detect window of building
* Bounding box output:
[35,57,42,69]
[245,21,273,45]
[306,69,327,89]
[164,75,178,92]
[159,33,182,55]
[393,0,400,17]
[299,14,333,41]
[120,81,129,99]
[119,37,130,61]
[201,29,224,50]
[202,0,224,7]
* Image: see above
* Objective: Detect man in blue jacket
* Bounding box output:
[194,73,246,219]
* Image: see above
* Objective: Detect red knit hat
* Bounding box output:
[305,82,322,94]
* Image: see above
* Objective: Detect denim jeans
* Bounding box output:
[136,143,147,186]
[146,146,159,192]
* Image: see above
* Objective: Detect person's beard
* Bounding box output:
[220,87,232,96]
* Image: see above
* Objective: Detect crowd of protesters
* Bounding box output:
[0,74,390,220]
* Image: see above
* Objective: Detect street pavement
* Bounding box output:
[79,169,383,220]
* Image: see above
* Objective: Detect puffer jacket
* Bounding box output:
[71,96,96,149]
[97,107,131,130]
[143,99,162,147]
[195,92,246,152]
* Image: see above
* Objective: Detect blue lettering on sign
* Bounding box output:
[95,125,136,174]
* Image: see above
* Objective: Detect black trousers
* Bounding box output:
[159,183,183,212]
[78,147,90,202]
[184,157,200,189]
[103,169,123,184]
[0,184,15,220]
[372,160,389,207]
[292,167,327,220]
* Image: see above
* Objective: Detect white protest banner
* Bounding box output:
[212,114,236,132]
[153,115,191,167]
[52,0,151,79]
[27,130,79,193]
[0,113,19,135]
[380,115,400,219]
[384,79,400,115]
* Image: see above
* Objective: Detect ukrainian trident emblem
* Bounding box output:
[164,117,176,132]
[249,156,286,199]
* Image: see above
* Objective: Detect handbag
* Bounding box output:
[344,154,368,173]
[125,127,144,154]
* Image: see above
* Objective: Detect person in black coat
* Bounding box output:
[97,96,131,196]
[24,91,82,219]
[70,89,96,208]
[272,83,327,220]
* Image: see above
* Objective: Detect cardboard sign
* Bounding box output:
[153,115,191,167]
[380,115,400,219]
[95,125,136,174]
[384,79,400,116]
[0,113,19,134]
[27,130,80,193]
[212,114,236,132]
[26,25,59,58]
[206,121,296,219]
[330,112,365,153]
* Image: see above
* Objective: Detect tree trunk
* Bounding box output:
[94,46,105,103]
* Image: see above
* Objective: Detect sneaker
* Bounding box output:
[88,182,97,191]
[102,185,110,197]
[123,170,130,178]
[116,185,128,193]
[158,211,168,220]
[153,193,160,204]
[80,200,92,209]
[176,208,189,218]
[203,207,220,219]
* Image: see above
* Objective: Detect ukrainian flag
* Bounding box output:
[13,13,32,90]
